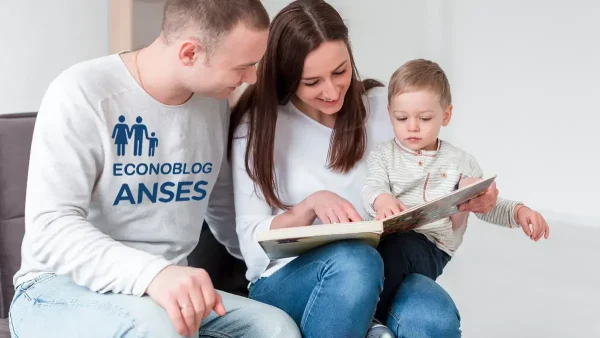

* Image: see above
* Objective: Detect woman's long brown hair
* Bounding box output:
[228,0,383,210]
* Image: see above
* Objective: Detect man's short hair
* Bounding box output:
[161,0,270,52]
[388,59,452,108]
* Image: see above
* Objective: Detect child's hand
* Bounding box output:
[515,205,550,241]
[457,177,499,213]
[373,193,407,220]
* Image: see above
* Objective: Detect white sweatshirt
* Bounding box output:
[14,54,240,296]
[231,86,395,283]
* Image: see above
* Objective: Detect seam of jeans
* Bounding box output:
[197,329,234,338]
[9,312,20,338]
[387,309,402,337]
[249,261,324,299]
[28,297,138,334]
[300,270,325,331]
[19,273,57,291]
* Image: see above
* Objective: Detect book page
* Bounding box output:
[382,175,496,236]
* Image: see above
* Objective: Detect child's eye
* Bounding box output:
[421,117,432,121]
[396,117,407,121]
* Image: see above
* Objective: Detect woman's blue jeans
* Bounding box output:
[249,240,384,338]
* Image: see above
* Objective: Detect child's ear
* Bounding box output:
[442,104,453,126]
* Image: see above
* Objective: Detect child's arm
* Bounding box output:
[361,144,406,220]
[461,156,550,241]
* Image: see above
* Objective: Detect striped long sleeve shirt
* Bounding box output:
[361,138,522,256]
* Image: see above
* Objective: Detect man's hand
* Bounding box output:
[515,205,550,241]
[373,193,407,220]
[146,266,226,337]
[458,178,499,213]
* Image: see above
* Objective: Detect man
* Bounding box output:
[9,1,301,337]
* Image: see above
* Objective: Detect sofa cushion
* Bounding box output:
[0,112,36,318]
[0,318,10,338]
[0,217,25,318]
[0,113,35,222]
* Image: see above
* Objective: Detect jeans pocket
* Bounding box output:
[19,273,57,292]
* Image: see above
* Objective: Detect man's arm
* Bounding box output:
[203,147,243,260]
[203,104,243,259]
[25,80,171,296]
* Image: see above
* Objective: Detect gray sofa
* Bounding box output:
[0,112,247,338]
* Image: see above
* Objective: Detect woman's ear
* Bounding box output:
[442,104,453,126]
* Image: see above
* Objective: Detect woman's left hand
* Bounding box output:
[457,179,499,213]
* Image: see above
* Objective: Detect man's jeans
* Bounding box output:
[9,274,301,338]
[249,240,384,338]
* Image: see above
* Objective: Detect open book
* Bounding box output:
[257,175,497,259]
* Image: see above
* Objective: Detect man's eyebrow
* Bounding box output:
[302,60,347,81]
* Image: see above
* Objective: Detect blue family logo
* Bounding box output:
[111,115,159,157]
[110,115,213,206]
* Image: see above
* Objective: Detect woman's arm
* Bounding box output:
[270,198,316,229]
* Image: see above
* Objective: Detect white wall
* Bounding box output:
[2,0,596,227]
[446,0,599,226]
[132,0,165,49]
[262,0,448,81]
[0,1,109,114]
[262,0,599,227]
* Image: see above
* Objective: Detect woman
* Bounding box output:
[229,1,497,337]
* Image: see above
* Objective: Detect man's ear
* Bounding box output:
[442,104,453,126]
[179,40,204,66]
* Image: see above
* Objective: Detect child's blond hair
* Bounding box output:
[388,59,452,108]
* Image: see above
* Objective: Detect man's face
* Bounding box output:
[184,23,268,99]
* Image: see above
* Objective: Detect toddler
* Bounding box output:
[361,59,550,321]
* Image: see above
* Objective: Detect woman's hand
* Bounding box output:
[307,190,363,224]
[457,178,499,213]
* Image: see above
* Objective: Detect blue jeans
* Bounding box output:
[387,274,461,338]
[249,240,384,338]
[9,273,301,338]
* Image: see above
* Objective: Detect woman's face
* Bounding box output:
[294,41,353,116]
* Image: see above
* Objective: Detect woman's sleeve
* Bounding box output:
[230,128,274,278]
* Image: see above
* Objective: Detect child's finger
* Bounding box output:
[531,219,541,241]
[520,217,532,237]
[540,216,550,239]
[535,215,546,241]
[533,215,545,241]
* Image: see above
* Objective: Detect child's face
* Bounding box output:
[388,89,452,151]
